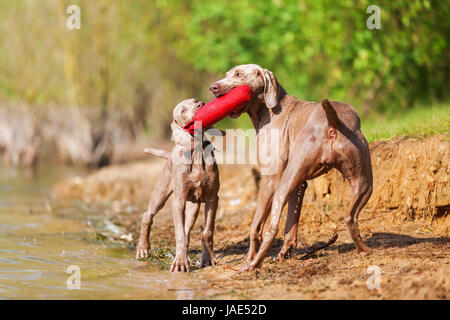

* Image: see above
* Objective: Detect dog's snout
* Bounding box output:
[209,82,220,92]
[195,101,205,109]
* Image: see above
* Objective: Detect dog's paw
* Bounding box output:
[356,243,371,255]
[170,254,190,272]
[136,242,150,260]
[276,249,292,262]
[200,255,218,268]
[277,243,296,261]
[240,257,264,272]
[240,263,252,272]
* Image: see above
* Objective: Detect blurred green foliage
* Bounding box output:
[0,0,212,137]
[0,0,448,137]
[181,0,449,113]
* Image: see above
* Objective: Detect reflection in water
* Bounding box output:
[0,165,205,299]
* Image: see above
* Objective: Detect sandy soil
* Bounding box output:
[53,134,450,299]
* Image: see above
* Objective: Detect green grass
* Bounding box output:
[216,103,450,143]
[361,103,450,142]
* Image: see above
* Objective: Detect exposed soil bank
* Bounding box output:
[309,134,450,234]
[53,135,449,299]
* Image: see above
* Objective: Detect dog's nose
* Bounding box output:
[195,101,205,108]
[209,82,220,92]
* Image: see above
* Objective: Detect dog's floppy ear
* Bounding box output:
[262,68,280,109]
[171,121,192,147]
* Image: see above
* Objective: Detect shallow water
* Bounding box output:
[0,165,207,299]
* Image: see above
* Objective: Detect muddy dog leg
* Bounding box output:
[242,175,305,271]
[277,181,307,261]
[344,176,372,253]
[335,139,373,253]
[201,195,218,267]
[170,193,190,272]
[136,169,172,259]
[184,201,201,250]
[242,137,322,271]
[243,178,275,265]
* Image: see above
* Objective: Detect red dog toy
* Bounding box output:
[184,85,252,134]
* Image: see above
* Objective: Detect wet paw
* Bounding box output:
[170,254,190,272]
[200,255,218,268]
[240,259,260,272]
[357,243,371,254]
[136,242,150,260]
[240,263,251,272]
[358,248,371,256]
[277,248,292,261]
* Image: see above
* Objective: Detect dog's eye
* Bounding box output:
[181,108,187,114]
[235,71,241,77]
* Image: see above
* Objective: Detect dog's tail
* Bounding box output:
[144,147,170,159]
[321,99,340,128]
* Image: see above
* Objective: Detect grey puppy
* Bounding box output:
[136,99,220,272]
[210,64,373,271]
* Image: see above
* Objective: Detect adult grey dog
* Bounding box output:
[210,64,373,271]
[136,99,220,272]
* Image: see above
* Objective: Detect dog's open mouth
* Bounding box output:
[213,86,249,118]
[214,87,232,98]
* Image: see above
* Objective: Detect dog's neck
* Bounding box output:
[171,123,214,166]
[247,85,288,131]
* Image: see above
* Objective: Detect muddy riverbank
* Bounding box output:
[0,164,223,299]
[52,134,450,299]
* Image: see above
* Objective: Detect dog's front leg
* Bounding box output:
[184,201,200,251]
[242,178,275,268]
[201,195,218,268]
[170,194,190,272]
